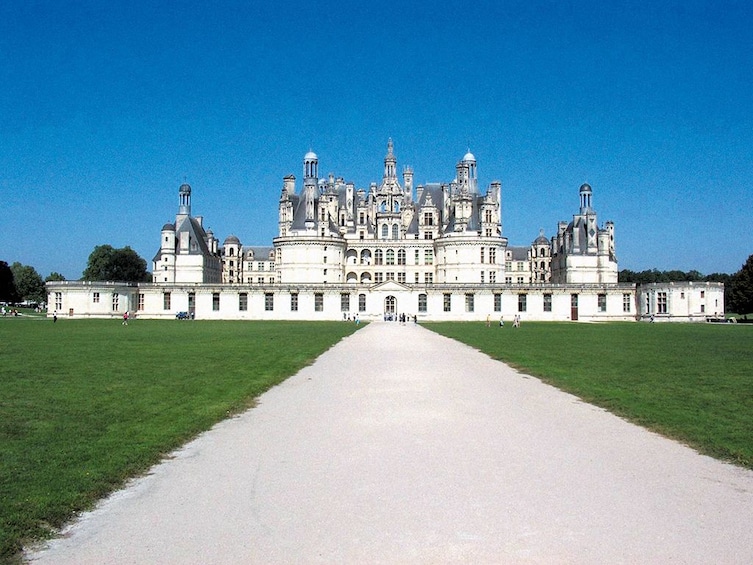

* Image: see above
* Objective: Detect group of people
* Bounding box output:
[487,314,521,328]
[1,306,20,317]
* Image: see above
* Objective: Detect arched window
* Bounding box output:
[392,224,399,239]
[386,249,395,265]
[375,249,383,265]
[397,249,406,265]
[381,224,388,238]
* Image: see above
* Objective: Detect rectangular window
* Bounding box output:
[494,293,502,312]
[239,292,248,311]
[701,304,705,313]
[700,290,705,298]
[657,292,667,314]
[188,292,195,313]
[93,292,100,303]
[518,294,527,312]
[489,271,496,284]
[517,262,524,271]
[138,293,144,311]
[414,272,419,283]
[213,292,220,311]
[623,293,631,312]
[505,261,512,271]
[112,293,119,311]
[415,249,420,264]
[265,292,274,311]
[290,293,298,311]
[443,293,451,312]
[341,293,350,312]
[397,272,406,283]
[543,293,552,312]
[517,277,524,284]
[489,248,496,264]
[425,273,433,284]
[424,249,434,265]
[418,293,427,312]
[359,293,366,312]
[598,294,607,312]
[480,271,485,284]
[54,292,62,311]
[465,293,475,312]
[163,292,171,310]
[480,247,485,263]
[386,272,395,281]
[314,293,324,312]
[375,272,384,283]
[505,276,512,284]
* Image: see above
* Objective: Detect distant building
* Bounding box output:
[47,140,722,321]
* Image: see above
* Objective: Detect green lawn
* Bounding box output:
[0,317,362,562]
[425,321,753,469]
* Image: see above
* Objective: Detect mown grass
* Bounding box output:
[0,317,361,562]
[425,321,753,470]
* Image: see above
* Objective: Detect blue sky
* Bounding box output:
[1,1,751,279]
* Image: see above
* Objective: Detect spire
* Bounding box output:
[383,138,396,180]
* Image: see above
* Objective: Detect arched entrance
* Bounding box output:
[384,295,397,319]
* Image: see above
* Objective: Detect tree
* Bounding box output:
[45,272,66,282]
[10,262,46,303]
[0,261,19,302]
[730,254,753,315]
[82,245,149,283]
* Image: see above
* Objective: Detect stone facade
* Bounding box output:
[47,141,722,322]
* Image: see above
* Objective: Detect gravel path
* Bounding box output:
[28,322,753,564]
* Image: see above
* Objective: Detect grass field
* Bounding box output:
[0,317,362,562]
[425,321,753,470]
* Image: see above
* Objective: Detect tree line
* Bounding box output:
[0,245,149,305]
[2,245,752,315]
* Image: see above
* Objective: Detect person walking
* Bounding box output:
[122,311,129,326]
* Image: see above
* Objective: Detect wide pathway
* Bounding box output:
[28,322,753,564]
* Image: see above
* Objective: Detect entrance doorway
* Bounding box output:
[384,295,396,319]
[571,293,579,321]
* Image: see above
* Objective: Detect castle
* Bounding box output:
[47,141,723,321]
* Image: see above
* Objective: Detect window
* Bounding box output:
[93,292,100,303]
[397,249,406,265]
[163,292,171,310]
[397,272,406,283]
[494,293,502,312]
[518,294,527,312]
[425,273,433,284]
[480,247,485,263]
[485,210,492,223]
[358,293,366,312]
[54,292,62,311]
[341,293,350,312]
[701,304,705,313]
[505,277,512,284]
[188,292,195,312]
[623,293,631,312]
[480,271,485,284]
[112,293,119,311]
[418,293,427,312]
[386,272,395,281]
[375,249,383,265]
[213,293,220,311]
[517,277,524,284]
[423,212,433,225]
[414,249,420,264]
[262,292,272,311]
[443,293,451,312]
[700,290,705,298]
[392,224,399,239]
[291,293,298,311]
[598,294,607,312]
[414,272,419,284]
[543,293,552,312]
[375,272,384,283]
[657,292,667,314]
[465,293,475,312]
[314,293,323,312]
[489,271,496,284]
[424,232,433,240]
[517,262,524,271]
[138,293,144,311]
[505,261,512,271]
[424,249,433,265]
[489,248,496,264]
[239,293,248,311]
[386,249,395,265]
[359,212,365,224]
[381,224,388,238]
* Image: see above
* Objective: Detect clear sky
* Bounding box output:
[1,0,751,280]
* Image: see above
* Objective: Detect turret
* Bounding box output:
[178,183,192,217]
